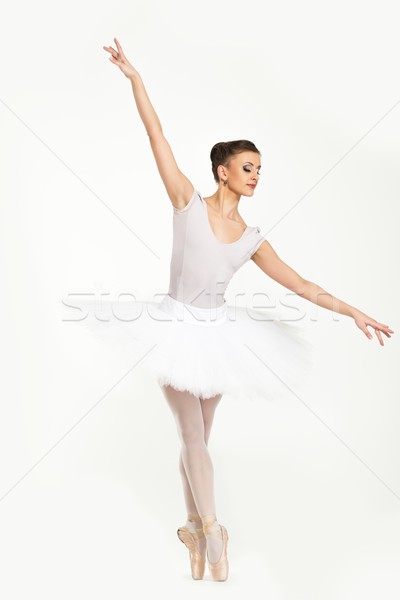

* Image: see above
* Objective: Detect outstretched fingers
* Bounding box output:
[366,321,394,346]
[102,38,128,67]
[103,45,118,59]
[374,321,394,336]
[102,38,137,79]
[114,37,126,59]
[374,327,384,346]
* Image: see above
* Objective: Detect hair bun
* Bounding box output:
[209,140,260,185]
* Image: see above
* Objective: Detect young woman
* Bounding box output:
[99,38,394,582]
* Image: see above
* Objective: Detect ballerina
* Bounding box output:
[100,37,394,582]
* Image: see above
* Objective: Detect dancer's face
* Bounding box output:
[220,151,261,196]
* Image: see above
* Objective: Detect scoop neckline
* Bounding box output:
[197,191,250,245]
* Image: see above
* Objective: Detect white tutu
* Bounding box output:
[72,294,315,401]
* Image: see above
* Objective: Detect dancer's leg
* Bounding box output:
[178,393,223,515]
[160,385,224,562]
[201,393,223,446]
[178,392,223,561]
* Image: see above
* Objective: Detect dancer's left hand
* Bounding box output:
[352,310,394,346]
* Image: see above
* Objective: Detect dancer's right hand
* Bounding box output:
[103,37,140,80]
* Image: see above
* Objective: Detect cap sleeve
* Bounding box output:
[244,226,265,260]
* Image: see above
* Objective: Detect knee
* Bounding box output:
[179,423,205,447]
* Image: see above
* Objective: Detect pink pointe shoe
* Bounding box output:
[202,513,229,582]
[177,515,206,580]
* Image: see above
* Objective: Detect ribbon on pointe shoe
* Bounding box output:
[200,513,221,536]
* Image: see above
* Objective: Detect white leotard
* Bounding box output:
[168,189,265,308]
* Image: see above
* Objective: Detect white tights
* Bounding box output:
[160,384,224,563]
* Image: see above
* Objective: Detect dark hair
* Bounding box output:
[210,139,261,184]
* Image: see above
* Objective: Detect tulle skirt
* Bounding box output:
[74,294,315,401]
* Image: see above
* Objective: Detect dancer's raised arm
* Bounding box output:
[251,239,394,346]
[103,38,194,210]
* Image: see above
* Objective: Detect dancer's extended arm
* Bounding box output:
[251,239,394,346]
[103,38,194,209]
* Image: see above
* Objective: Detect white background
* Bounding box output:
[0,0,399,598]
